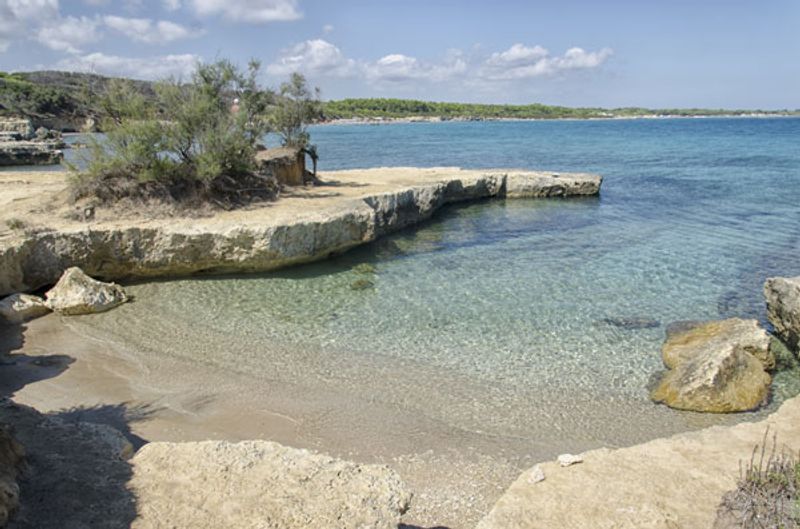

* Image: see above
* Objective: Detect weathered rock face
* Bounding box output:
[0,425,24,527]
[0,294,50,324]
[0,118,33,141]
[129,440,411,529]
[255,147,306,186]
[651,318,773,412]
[0,141,63,166]
[0,169,602,296]
[477,394,800,529]
[764,276,800,352]
[44,267,128,315]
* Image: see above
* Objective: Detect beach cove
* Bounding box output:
[2,118,800,528]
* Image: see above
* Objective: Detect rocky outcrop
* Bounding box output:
[0,168,601,296]
[44,267,128,315]
[0,425,24,527]
[0,141,63,167]
[129,440,411,529]
[650,319,773,412]
[256,146,306,186]
[477,394,800,529]
[764,276,800,352]
[0,117,64,166]
[0,294,50,324]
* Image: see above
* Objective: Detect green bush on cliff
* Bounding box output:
[70,60,319,207]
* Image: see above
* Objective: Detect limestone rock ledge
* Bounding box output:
[765,276,800,352]
[129,440,411,529]
[0,168,601,296]
[477,394,800,529]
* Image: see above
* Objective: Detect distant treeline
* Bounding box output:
[322,98,799,120]
[1,71,798,129]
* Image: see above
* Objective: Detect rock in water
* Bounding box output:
[661,318,775,371]
[651,318,773,412]
[600,316,660,330]
[45,267,128,315]
[764,276,800,352]
[0,293,50,324]
[129,440,411,529]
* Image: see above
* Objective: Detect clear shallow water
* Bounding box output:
[72,118,800,454]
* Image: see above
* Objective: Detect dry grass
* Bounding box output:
[715,428,800,529]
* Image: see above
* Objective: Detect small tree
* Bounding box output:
[71,59,279,206]
[271,73,322,178]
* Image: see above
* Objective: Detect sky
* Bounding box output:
[0,0,798,108]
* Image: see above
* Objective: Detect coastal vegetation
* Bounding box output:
[2,71,797,130]
[68,61,320,207]
[322,98,800,120]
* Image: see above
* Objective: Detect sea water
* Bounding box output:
[65,118,800,455]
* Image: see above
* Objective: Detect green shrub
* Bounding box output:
[70,59,315,207]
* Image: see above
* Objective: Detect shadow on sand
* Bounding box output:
[0,321,155,528]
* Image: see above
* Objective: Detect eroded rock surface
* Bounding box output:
[478,394,800,529]
[0,168,601,296]
[651,318,773,412]
[44,267,128,315]
[0,294,49,324]
[0,425,24,527]
[765,276,800,352]
[129,440,411,529]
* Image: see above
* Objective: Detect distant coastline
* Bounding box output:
[317,113,800,126]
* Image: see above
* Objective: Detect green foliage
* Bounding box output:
[70,60,281,206]
[322,98,800,120]
[0,72,75,117]
[271,73,322,148]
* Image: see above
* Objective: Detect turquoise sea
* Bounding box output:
[67,118,800,457]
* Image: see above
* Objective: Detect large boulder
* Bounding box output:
[45,267,128,315]
[0,293,50,324]
[764,276,800,352]
[129,440,411,529]
[650,318,773,412]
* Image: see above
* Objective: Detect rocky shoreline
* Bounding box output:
[2,166,800,528]
[0,167,601,296]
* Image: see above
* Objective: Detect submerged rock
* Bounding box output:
[352,263,377,275]
[45,267,128,315]
[599,316,661,330]
[764,276,800,352]
[651,318,773,412]
[0,293,50,324]
[129,440,411,529]
[350,278,375,291]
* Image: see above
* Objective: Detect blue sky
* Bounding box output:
[0,0,798,108]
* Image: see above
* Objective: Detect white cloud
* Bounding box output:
[322,23,333,34]
[482,44,613,80]
[267,39,357,77]
[36,15,101,54]
[163,0,181,9]
[0,0,60,51]
[366,51,466,83]
[56,52,200,80]
[190,0,301,23]
[104,15,202,44]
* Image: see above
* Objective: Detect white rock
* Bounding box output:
[129,440,412,529]
[0,293,50,323]
[527,465,545,484]
[45,267,128,315]
[557,453,583,467]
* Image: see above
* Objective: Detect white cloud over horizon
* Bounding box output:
[104,15,203,44]
[190,0,301,23]
[56,52,200,80]
[36,15,101,53]
[265,38,612,87]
